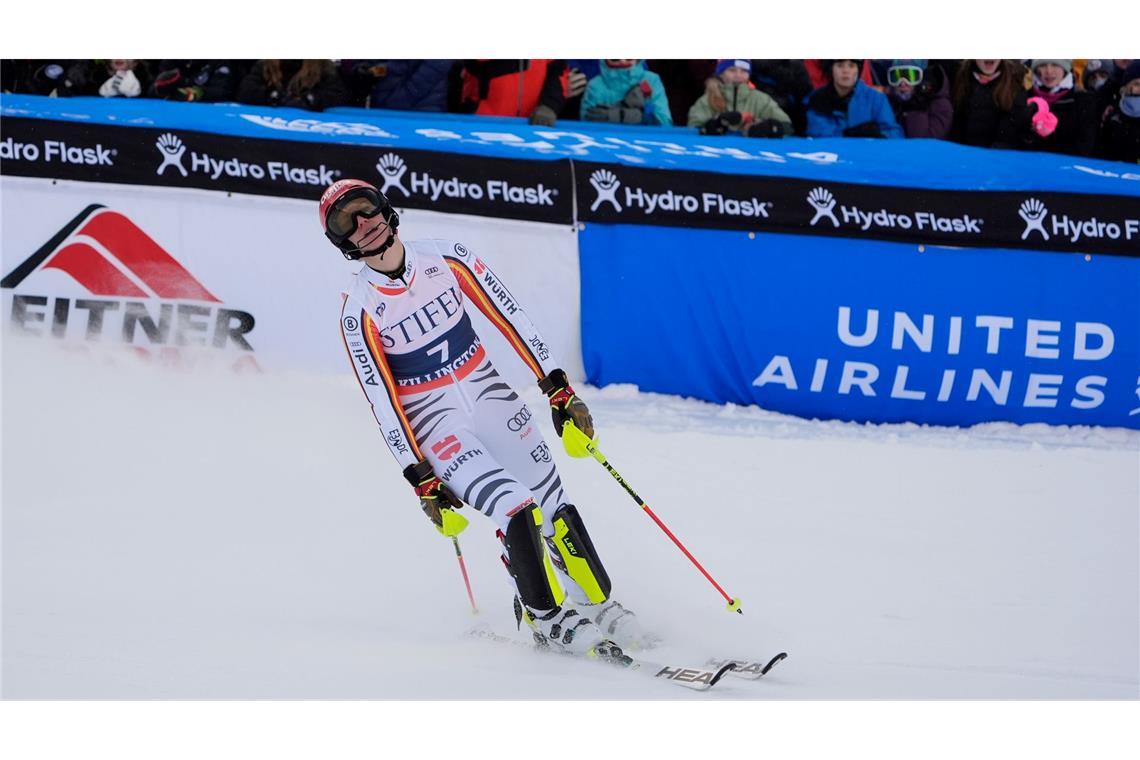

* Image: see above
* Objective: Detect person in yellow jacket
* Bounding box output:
[687,59,794,137]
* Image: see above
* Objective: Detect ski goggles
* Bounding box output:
[324,186,389,244]
[887,65,924,86]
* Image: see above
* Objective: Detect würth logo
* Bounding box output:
[2,205,257,359]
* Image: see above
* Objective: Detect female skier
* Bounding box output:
[321,178,644,659]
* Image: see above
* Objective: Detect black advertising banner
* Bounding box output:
[0,117,574,225]
[573,161,1140,258]
[4,115,1138,256]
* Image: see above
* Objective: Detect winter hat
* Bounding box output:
[1124,60,1140,86]
[1082,59,1115,88]
[716,59,751,77]
[1031,59,1073,74]
[890,59,928,70]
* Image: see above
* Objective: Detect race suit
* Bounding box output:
[339,239,593,604]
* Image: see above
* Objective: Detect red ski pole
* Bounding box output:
[452,536,478,614]
[561,422,743,614]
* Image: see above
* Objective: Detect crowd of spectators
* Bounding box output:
[3,58,1138,163]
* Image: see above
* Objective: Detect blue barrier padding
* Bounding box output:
[3,94,1138,196]
[580,223,1140,429]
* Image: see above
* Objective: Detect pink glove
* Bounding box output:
[1027,97,1058,138]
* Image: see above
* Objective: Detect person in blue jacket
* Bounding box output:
[341,60,452,111]
[580,59,673,126]
[805,59,903,138]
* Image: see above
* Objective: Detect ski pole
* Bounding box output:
[452,536,478,615]
[561,421,743,615]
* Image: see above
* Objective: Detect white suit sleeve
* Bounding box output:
[441,242,560,382]
[339,294,425,470]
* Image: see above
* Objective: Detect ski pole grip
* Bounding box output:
[560,419,596,459]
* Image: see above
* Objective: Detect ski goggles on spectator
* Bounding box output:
[324,187,389,244]
[887,65,924,86]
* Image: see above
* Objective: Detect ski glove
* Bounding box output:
[585,105,644,124]
[700,111,744,135]
[538,368,594,439]
[842,121,884,138]
[99,69,141,98]
[404,459,468,537]
[745,119,787,138]
[1027,97,1059,138]
[529,104,558,127]
[623,81,651,109]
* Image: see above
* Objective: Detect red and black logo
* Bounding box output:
[2,204,257,361]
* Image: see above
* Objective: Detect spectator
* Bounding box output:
[21,60,98,97]
[236,60,348,112]
[94,60,149,99]
[750,60,813,135]
[804,59,875,90]
[457,60,568,126]
[885,59,953,139]
[1106,60,1135,97]
[1099,61,1140,163]
[557,62,593,121]
[646,60,717,126]
[804,59,903,138]
[1080,60,1118,128]
[950,59,1034,149]
[1083,59,1116,95]
[1024,59,1097,156]
[150,60,246,102]
[688,59,792,137]
[341,60,452,111]
[581,59,672,126]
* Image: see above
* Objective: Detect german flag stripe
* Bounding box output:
[338,297,379,421]
[361,308,424,459]
[446,259,543,378]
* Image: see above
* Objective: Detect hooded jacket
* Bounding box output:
[687,80,793,133]
[356,60,452,112]
[580,60,672,126]
[888,64,953,139]
[459,60,567,118]
[805,80,903,138]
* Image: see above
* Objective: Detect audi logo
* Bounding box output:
[507,406,533,432]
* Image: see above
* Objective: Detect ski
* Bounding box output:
[466,626,735,692]
[705,653,788,680]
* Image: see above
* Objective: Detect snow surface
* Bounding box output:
[2,337,1138,699]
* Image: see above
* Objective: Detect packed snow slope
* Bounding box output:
[3,339,1138,699]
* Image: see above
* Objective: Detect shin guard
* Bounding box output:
[545,504,612,604]
[502,503,565,612]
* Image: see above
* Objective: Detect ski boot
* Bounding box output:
[515,597,632,665]
[585,599,660,652]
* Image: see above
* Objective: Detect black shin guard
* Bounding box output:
[503,503,564,612]
[545,504,612,604]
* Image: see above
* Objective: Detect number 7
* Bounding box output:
[427,340,449,363]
